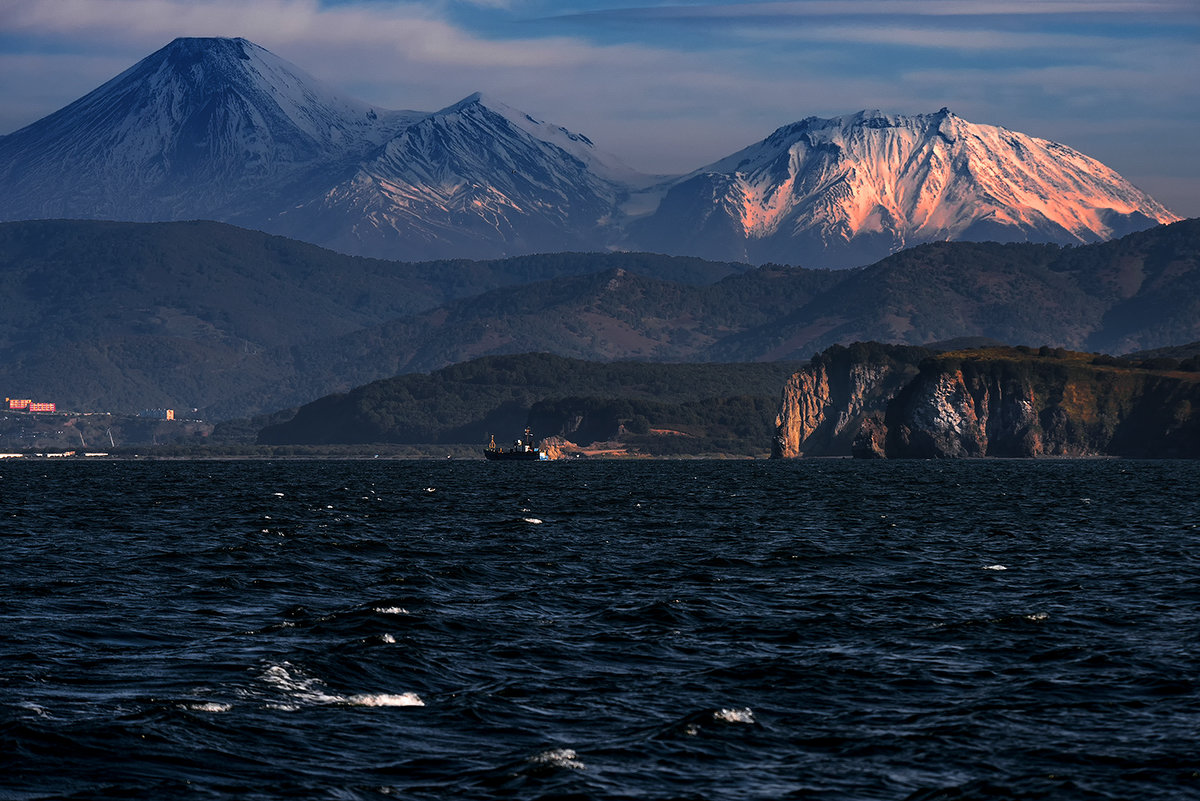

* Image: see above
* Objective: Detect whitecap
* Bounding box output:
[258,662,423,711]
[522,517,543,525]
[373,606,409,615]
[260,662,343,706]
[528,748,585,770]
[983,564,1008,571]
[378,633,397,644]
[347,692,424,707]
[1026,612,1050,621]
[713,707,755,724]
[272,492,284,497]
[183,701,231,713]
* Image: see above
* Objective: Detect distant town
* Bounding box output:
[7,397,176,419]
[1,397,199,457]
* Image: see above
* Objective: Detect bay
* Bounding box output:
[1,458,1198,800]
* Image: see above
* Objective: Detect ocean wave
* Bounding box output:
[712,707,755,725]
[527,748,585,770]
[257,662,423,711]
[346,693,424,708]
[181,701,232,713]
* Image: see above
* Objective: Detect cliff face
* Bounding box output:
[885,366,1043,457]
[882,353,1200,458]
[771,343,928,457]
[773,345,1200,458]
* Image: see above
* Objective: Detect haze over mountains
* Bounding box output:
[0,37,1179,267]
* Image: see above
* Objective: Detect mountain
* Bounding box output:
[297,219,1199,385]
[2,218,1198,419]
[263,93,642,260]
[0,37,649,261]
[0,38,1178,266]
[0,219,748,418]
[625,109,1179,267]
[0,38,419,223]
[2,217,1197,420]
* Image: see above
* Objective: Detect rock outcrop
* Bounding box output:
[772,343,928,457]
[774,344,1200,458]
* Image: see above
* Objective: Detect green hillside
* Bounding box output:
[257,353,803,456]
[0,220,748,417]
[2,218,1198,421]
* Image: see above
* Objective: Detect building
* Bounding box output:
[6,398,56,412]
[139,408,175,420]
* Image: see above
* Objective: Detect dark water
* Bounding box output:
[2,459,1198,800]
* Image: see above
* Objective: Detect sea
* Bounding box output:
[1,458,1197,801]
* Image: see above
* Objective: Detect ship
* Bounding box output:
[484,427,549,461]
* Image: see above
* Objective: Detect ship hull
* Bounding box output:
[484,449,547,461]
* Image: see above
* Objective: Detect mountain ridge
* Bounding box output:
[0,37,1178,267]
[626,108,1178,267]
[1,217,1195,420]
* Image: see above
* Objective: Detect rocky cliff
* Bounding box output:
[773,345,1200,458]
[771,343,929,457]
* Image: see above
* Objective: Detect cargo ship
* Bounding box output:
[484,428,549,461]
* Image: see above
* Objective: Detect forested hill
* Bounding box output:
[256,353,803,456]
[1,218,1198,419]
[0,220,749,417]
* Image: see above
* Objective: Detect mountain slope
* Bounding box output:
[0,220,749,417]
[625,109,1179,267]
[0,38,418,223]
[2,218,1196,419]
[289,265,842,383]
[264,94,640,260]
[291,218,1200,398]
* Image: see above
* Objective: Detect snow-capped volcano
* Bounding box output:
[0,38,420,222]
[0,37,647,259]
[266,93,641,260]
[0,38,1179,265]
[625,108,1180,267]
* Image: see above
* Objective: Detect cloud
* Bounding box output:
[553,0,1196,20]
[732,23,1126,51]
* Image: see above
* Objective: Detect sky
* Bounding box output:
[0,0,1197,217]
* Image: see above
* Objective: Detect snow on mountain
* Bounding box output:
[264,93,642,260]
[0,37,418,222]
[625,108,1180,268]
